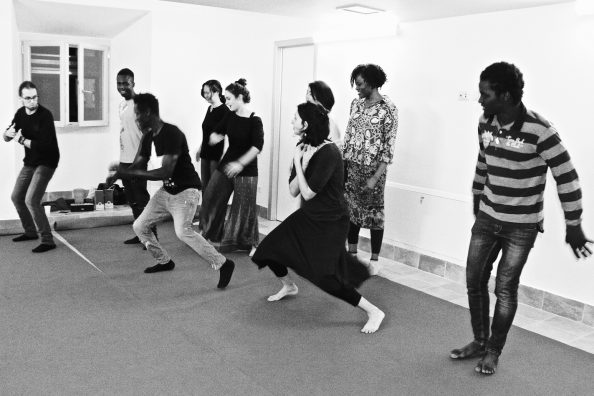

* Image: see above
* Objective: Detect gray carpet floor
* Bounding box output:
[0,223,592,395]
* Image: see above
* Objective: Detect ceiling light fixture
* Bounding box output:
[337,4,385,15]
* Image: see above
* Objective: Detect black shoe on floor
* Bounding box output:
[144,260,175,274]
[13,234,38,242]
[124,236,141,244]
[32,243,56,253]
[217,259,235,289]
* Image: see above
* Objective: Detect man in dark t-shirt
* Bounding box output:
[107,93,234,288]
[3,81,60,253]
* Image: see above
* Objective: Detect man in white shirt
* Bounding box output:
[116,68,154,244]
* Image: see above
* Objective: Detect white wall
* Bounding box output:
[0,1,19,220]
[311,3,594,304]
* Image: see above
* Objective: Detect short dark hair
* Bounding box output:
[297,102,329,147]
[202,79,225,103]
[18,81,37,97]
[350,64,387,89]
[225,78,250,103]
[480,62,524,105]
[308,81,335,112]
[134,93,159,117]
[117,68,134,80]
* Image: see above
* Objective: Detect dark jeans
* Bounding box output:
[466,215,538,354]
[120,162,150,219]
[11,165,56,244]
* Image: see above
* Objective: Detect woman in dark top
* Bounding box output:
[196,80,229,191]
[200,79,263,254]
[252,102,385,334]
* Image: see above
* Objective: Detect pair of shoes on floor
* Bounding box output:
[217,259,235,289]
[144,260,175,273]
[12,233,38,242]
[32,243,56,253]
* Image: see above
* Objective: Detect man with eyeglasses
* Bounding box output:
[3,81,60,253]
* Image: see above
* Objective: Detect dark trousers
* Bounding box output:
[120,162,150,220]
[347,221,384,255]
[466,215,538,354]
[264,260,362,307]
[11,165,56,244]
[200,159,219,192]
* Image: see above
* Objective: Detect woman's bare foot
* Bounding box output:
[361,307,385,334]
[267,283,298,302]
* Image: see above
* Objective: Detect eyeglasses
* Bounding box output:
[22,95,38,101]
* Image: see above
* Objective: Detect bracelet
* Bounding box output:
[18,136,26,145]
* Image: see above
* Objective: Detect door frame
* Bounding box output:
[267,38,317,220]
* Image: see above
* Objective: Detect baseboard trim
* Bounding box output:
[353,234,594,328]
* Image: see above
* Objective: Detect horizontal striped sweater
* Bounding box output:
[472,103,582,227]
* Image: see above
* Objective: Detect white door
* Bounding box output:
[275,44,315,221]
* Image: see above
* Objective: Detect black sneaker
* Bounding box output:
[32,243,56,253]
[13,233,38,242]
[217,259,235,289]
[144,260,175,274]
[124,236,141,244]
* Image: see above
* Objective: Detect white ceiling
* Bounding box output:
[13,0,574,38]
[14,0,149,37]
[160,0,573,22]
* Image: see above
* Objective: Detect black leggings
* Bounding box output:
[347,222,384,255]
[264,260,362,307]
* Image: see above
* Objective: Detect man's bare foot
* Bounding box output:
[450,340,486,359]
[361,307,385,334]
[475,350,499,375]
[267,284,298,302]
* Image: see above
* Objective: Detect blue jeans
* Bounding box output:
[133,187,226,269]
[466,215,539,354]
[11,165,56,245]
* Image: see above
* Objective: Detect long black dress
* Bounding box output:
[252,143,369,302]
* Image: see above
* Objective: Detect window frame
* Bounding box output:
[22,40,109,128]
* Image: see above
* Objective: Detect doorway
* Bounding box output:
[268,39,316,221]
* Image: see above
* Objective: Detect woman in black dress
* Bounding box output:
[196,80,229,191]
[252,102,385,334]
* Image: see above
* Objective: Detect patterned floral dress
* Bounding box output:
[342,96,398,229]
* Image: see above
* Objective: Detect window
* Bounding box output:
[23,42,109,127]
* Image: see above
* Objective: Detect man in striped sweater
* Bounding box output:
[449,62,592,375]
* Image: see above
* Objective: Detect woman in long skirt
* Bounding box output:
[199,79,263,254]
[252,102,385,334]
